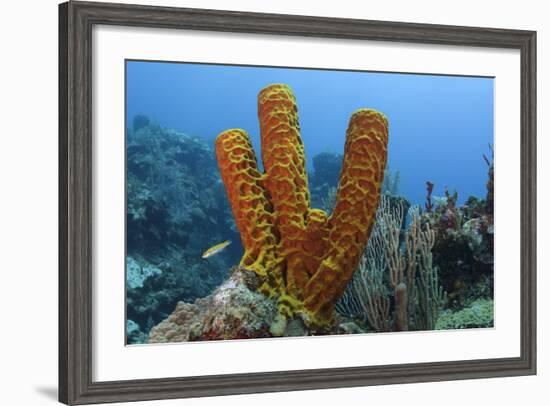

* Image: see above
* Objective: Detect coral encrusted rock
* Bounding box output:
[148,267,277,343]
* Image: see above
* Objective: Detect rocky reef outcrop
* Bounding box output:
[148,267,277,342]
[127,117,238,261]
[424,189,494,309]
[125,118,242,343]
[149,267,365,342]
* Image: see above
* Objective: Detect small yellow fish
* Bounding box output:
[201,240,231,259]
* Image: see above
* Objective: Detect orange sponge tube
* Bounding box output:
[215,129,284,293]
[258,84,316,299]
[215,84,388,325]
[303,109,389,318]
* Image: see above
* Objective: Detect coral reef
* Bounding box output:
[483,144,494,215]
[335,196,391,332]
[148,267,278,342]
[125,120,241,343]
[130,90,494,343]
[149,266,369,342]
[382,202,447,331]
[426,190,493,308]
[336,196,446,332]
[132,114,151,133]
[336,148,494,332]
[436,299,494,329]
[215,84,388,327]
[382,166,400,196]
[126,256,162,290]
[126,320,148,344]
[127,123,237,261]
[148,301,204,343]
[425,181,434,213]
[126,254,223,341]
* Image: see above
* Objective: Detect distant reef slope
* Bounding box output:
[126,116,240,343]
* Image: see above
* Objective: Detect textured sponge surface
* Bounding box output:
[215,84,388,325]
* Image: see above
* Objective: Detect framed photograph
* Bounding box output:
[59,1,536,404]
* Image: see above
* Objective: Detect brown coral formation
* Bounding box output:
[215,83,388,326]
[149,267,277,343]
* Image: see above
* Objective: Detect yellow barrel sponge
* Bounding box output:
[303,109,389,319]
[215,84,388,326]
[215,129,284,294]
[258,84,315,299]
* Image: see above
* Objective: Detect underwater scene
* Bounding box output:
[125,61,494,344]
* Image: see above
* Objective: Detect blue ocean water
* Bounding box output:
[126,60,493,206]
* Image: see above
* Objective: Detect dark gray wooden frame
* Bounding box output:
[59,1,537,404]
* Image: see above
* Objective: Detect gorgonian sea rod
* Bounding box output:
[215,84,388,328]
